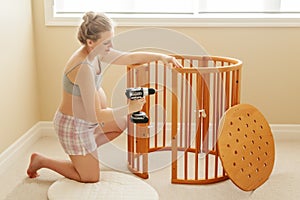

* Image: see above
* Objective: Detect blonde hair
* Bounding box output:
[77,11,113,45]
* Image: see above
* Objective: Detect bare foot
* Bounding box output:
[27,153,43,178]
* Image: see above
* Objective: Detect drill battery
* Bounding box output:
[130,111,149,123]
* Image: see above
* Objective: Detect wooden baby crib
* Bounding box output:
[126,55,242,184]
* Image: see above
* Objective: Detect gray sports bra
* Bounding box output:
[63,62,102,96]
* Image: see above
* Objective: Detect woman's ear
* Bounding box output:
[86,39,94,47]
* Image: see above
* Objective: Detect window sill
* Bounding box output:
[45,13,300,27]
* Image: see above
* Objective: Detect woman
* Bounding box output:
[27,11,182,183]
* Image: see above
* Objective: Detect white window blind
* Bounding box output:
[45,0,300,27]
[54,0,194,15]
[201,0,300,13]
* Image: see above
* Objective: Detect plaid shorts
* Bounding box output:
[53,111,98,156]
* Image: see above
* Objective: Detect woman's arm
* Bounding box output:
[102,49,183,68]
[75,64,98,124]
[95,95,145,124]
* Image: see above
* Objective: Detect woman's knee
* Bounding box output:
[77,166,100,183]
[70,153,100,183]
[79,172,100,183]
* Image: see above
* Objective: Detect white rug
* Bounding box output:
[48,171,159,200]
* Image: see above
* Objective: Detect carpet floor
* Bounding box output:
[1,130,299,200]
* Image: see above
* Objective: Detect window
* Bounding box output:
[45,0,300,27]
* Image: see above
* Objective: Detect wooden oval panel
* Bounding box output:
[217,104,275,191]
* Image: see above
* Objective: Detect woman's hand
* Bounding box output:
[128,98,146,114]
[160,55,183,68]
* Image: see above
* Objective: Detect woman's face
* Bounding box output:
[90,31,114,56]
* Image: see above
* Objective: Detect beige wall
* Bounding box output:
[0,0,39,153]
[2,0,300,153]
[33,0,300,125]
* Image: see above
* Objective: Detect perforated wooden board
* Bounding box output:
[217,104,275,191]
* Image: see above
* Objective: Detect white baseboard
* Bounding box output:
[0,121,53,174]
[270,124,300,134]
[0,121,299,175]
[270,124,300,141]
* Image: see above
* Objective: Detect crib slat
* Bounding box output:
[180,58,184,148]
[180,73,184,148]
[203,73,210,180]
[231,70,237,106]
[127,67,134,167]
[155,61,158,148]
[136,154,140,171]
[163,66,167,147]
[185,73,189,149]
[212,72,217,151]
[203,74,210,152]
[172,69,178,182]
[184,72,189,180]
[236,69,241,104]
[195,71,202,179]
[214,72,221,177]
[189,72,193,149]
[225,71,230,110]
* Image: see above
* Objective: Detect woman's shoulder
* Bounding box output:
[64,50,88,73]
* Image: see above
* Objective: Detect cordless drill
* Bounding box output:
[125,87,157,123]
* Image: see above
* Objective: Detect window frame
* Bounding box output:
[44,0,300,27]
